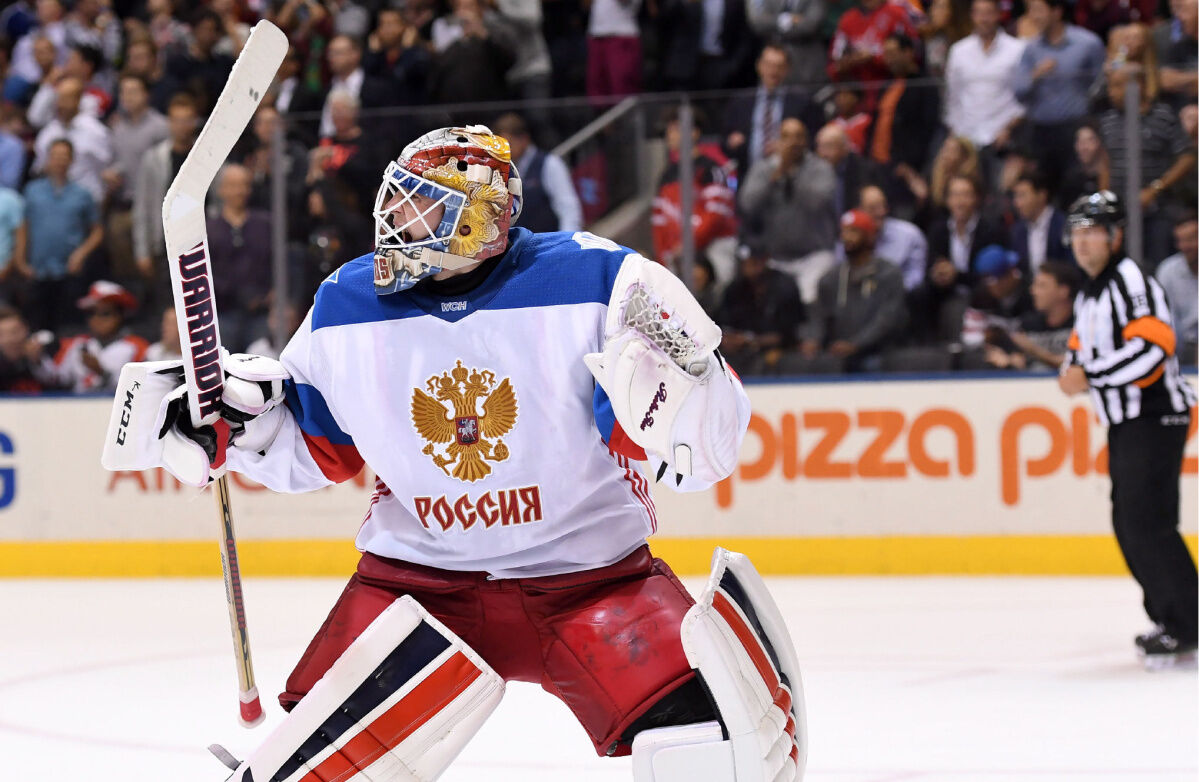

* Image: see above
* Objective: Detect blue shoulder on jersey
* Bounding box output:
[309,251,425,332]
[309,228,633,331]
[284,380,355,445]
[485,229,628,313]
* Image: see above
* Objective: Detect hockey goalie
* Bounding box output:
[104,125,806,782]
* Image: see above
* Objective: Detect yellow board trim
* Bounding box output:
[0,536,1195,577]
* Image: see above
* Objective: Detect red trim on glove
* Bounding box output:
[211,419,231,469]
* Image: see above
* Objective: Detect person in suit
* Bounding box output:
[1010,170,1074,275]
[746,0,828,86]
[722,43,822,182]
[272,45,338,147]
[872,31,941,220]
[909,174,1009,344]
[926,175,1009,284]
[318,34,395,140]
[656,0,754,92]
[493,111,582,234]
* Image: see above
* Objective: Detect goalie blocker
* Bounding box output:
[101,352,290,487]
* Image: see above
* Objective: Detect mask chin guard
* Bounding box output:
[373,246,479,294]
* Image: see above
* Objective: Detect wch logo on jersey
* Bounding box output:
[411,360,518,482]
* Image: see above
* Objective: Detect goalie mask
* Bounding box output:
[373,125,524,294]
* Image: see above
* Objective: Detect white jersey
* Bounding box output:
[42,332,147,392]
[229,229,746,577]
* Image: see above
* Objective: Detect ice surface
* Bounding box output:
[1,576,1194,782]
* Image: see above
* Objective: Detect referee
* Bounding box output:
[1058,191,1198,669]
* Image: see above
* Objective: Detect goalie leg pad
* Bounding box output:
[679,548,807,782]
[632,721,735,781]
[227,595,503,782]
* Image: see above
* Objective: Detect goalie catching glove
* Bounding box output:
[101,352,289,487]
[585,255,749,484]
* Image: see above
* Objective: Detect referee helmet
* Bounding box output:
[1067,190,1125,229]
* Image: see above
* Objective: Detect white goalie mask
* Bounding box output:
[372,125,523,294]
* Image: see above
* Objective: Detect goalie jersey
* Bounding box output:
[228,228,749,577]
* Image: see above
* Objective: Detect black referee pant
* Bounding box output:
[1108,413,1198,644]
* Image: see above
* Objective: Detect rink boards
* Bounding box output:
[1,373,1195,576]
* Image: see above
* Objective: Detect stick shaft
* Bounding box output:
[215,475,254,690]
[159,22,288,727]
[215,476,263,724]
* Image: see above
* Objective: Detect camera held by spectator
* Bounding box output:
[961,245,1030,349]
[32,280,147,393]
[983,260,1080,370]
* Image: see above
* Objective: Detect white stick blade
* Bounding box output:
[161,21,287,426]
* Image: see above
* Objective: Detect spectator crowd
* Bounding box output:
[655,0,1197,374]
[0,0,1192,393]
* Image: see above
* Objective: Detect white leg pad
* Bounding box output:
[225,595,503,782]
[678,548,807,782]
[632,721,734,782]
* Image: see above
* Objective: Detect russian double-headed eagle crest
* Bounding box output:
[411,361,518,482]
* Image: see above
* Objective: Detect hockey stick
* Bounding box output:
[161,20,288,729]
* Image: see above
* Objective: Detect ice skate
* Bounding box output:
[1137,629,1198,671]
[1134,624,1165,651]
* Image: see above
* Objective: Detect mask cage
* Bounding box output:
[373,161,468,253]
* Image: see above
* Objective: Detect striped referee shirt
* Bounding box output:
[1066,257,1197,425]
